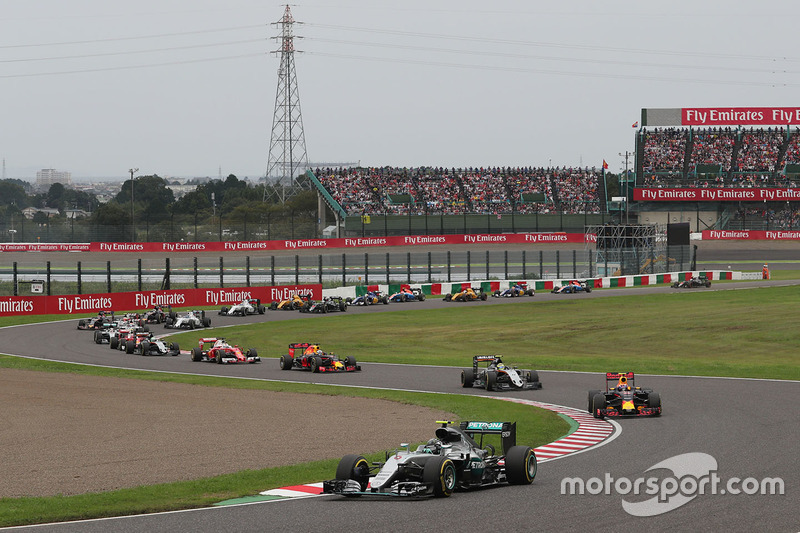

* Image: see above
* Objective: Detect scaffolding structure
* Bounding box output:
[587,224,691,275]
[264,5,310,204]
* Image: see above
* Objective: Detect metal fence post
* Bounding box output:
[165,257,171,290]
[271,256,276,286]
[77,261,82,295]
[12,262,17,296]
[556,250,560,279]
[504,251,508,280]
[486,250,490,280]
[539,251,543,279]
[106,261,112,293]
[522,250,527,279]
[219,256,224,288]
[295,255,299,285]
[319,255,323,285]
[386,252,390,284]
[342,254,346,286]
[364,253,369,285]
[428,251,432,283]
[137,259,142,292]
[447,250,452,282]
[467,250,471,281]
[47,261,51,296]
[193,257,198,288]
[572,250,577,278]
[407,252,411,283]
[246,256,251,287]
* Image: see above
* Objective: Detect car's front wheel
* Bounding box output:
[335,454,370,494]
[423,456,456,497]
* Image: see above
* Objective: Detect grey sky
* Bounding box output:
[1,1,797,181]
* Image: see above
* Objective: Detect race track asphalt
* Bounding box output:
[1,278,798,532]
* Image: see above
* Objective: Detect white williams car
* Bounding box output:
[218,298,266,316]
[164,310,211,329]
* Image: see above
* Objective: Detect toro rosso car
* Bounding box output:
[164,310,211,329]
[461,355,541,391]
[492,283,535,298]
[347,291,389,306]
[444,287,488,302]
[671,276,711,289]
[588,372,662,419]
[388,287,426,302]
[218,298,266,316]
[551,280,592,294]
[191,338,260,364]
[279,342,360,372]
[323,420,536,498]
[269,293,312,311]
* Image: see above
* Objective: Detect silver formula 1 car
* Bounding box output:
[323,420,536,498]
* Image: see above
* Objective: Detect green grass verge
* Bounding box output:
[0,356,567,527]
[166,284,800,381]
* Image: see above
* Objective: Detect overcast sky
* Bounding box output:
[1,1,798,181]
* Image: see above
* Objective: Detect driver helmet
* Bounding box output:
[496,363,506,370]
[426,438,442,452]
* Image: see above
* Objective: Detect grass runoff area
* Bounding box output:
[0,277,798,526]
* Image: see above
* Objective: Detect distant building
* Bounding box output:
[22,207,59,219]
[36,168,72,189]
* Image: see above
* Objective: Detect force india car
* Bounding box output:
[444,287,488,302]
[671,276,711,289]
[388,287,426,302]
[164,310,211,329]
[269,293,313,311]
[551,280,592,294]
[300,296,348,313]
[190,338,260,364]
[323,420,536,498]
[461,355,542,391]
[492,283,535,298]
[588,372,662,419]
[346,291,389,306]
[218,298,267,316]
[279,342,360,372]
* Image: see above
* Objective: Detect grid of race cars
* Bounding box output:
[77,283,662,499]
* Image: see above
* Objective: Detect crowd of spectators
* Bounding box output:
[642,128,687,172]
[735,128,785,172]
[733,206,800,229]
[314,166,602,216]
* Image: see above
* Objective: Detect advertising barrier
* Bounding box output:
[701,230,800,240]
[0,284,321,317]
[0,232,594,253]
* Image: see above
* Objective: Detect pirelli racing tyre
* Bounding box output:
[418,293,426,301]
[585,287,592,293]
[340,301,347,312]
[140,341,150,356]
[203,317,211,327]
[592,393,606,419]
[444,294,452,302]
[258,305,266,314]
[191,347,203,362]
[648,392,662,413]
[170,343,180,356]
[528,370,540,384]
[247,348,258,359]
[216,350,223,364]
[270,302,278,310]
[461,368,475,388]
[423,456,456,497]
[110,337,119,350]
[311,356,322,373]
[94,330,103,344]
[77,319,86,330]
[505,446,537,485]
[345,355,357,368]
[219,307,228,316]
[335,454,370,494]
[705,281,712,288]
[279,355,293,370]
[125,340,135,354]
[485,371,497,391]
[587,390,601,413]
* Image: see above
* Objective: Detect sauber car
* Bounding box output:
[388,287,426,302]
[218,298,266,316]
[551,280,592,294]
[190,338,260,364]
[269,293,312,311]
[443,287,488,302]
[461,355,541,391]
[588,372,662,419]
[163,310,211,329]
[346,291,389,306]
[671,276,711,289]
[492,283,535,298]
[278,342,360,372]
[323,420,536,498]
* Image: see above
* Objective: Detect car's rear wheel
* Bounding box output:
[485,371,497,391]
[311,356,322,373]
[170,342,180,356]
[505,446,537,484]
[280,355,293,370]
[340,301,347,312]
[461,368,475,388]
[191,347,202,362]
[481,292,488,301]
[203,317,211,327]
[423,456,456,497]
[335,454,370,494]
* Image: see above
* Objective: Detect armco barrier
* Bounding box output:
[0,284,321,317]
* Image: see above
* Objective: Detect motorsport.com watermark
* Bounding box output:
[561,453,785,517]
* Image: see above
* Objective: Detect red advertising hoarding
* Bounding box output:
[0,232,595,253]
[701,230,800,240]
[0,284,321,317]
[682,107,800,126]
[634,188,800,202]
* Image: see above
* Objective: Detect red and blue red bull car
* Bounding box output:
[278,342,360,372]
[588,372,661,419]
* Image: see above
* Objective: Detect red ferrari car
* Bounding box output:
[190,338,260,364]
